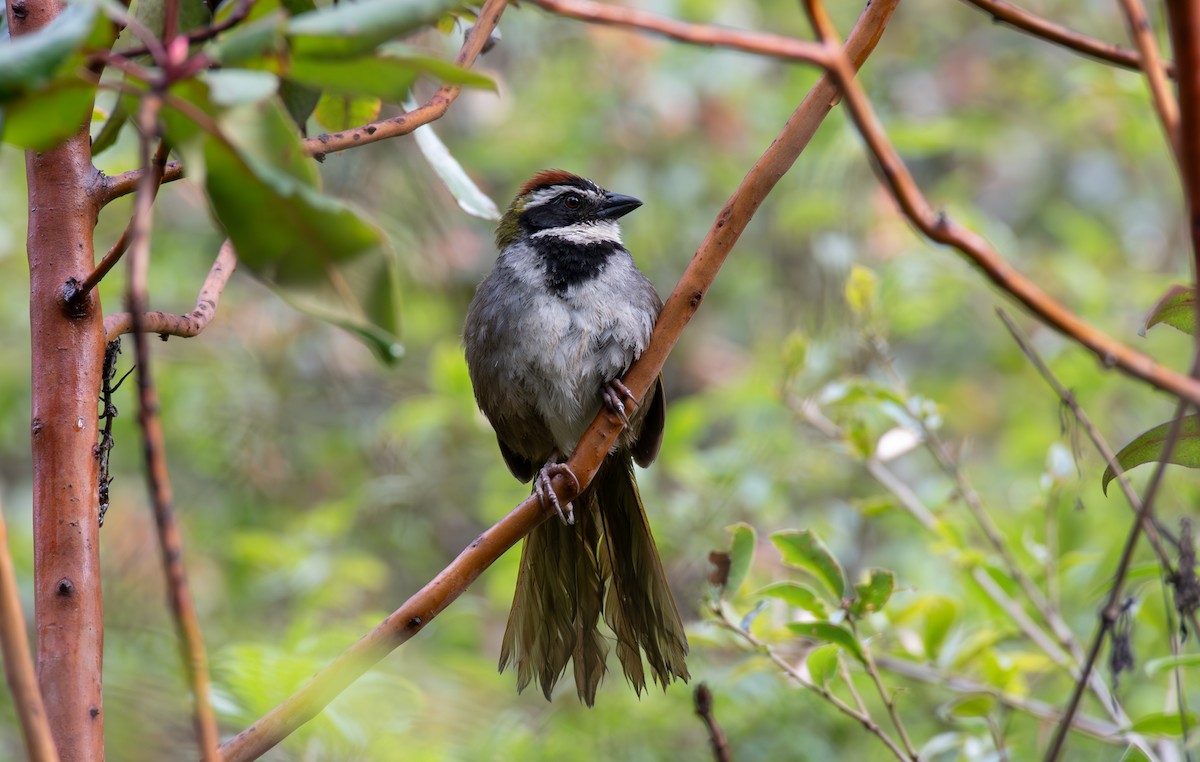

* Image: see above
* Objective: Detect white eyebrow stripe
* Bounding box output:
[529,220,623,246]
[524,185,605,209]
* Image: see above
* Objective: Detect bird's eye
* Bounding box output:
[562,194,582,210]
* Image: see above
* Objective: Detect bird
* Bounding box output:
[463,169,689,705]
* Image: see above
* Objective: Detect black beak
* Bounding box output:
[596,192,643,220]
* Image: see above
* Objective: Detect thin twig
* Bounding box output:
[849,620,918,758]
[996,310,1176,565]
[217,3,903,758]
[713,607,912,762]
[801,0,1200,407]
[959,0,1175,76]
[874,656,1127,743]
[0,503,59,762]
[531,0,828,63]
[693,684,732,762]
[99,0,509,204]
[126,96,221,762]
[1118,0,1181,160]
[118,0,258,59]
[1042,395,1192,761]
[104,240,238,340]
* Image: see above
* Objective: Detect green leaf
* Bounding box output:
[1129,711,1197,735]
[1142,285,1195,336]
[1102,414,1200,494]
[758,581,829,618]
[787,622,866,665]
[939,694,995,720]
[91,92,133,156]
[160,83,403,363]
[723,523,755,597]
[0,2,101,99]
[279,80,321,131]
[1,79,95,150]
[314,93,382,133]
[1144,653,1200,676]
[805,643,840,685]
[410,111,500,221]
[771,529,845,599]
[921,595,958,659]
[206,12,288,66]
[844,263,878,317]
[286,54,493,101]
[286,0,457,58]
[849,569,894,618]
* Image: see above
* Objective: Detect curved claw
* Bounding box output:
[602,379,634,428]
[536,461,580,525]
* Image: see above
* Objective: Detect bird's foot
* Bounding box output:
[602,378,635,428]
[536,460,580,525]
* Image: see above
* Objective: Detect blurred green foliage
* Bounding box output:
[1,0,1196,759]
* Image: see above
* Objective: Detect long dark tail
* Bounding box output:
[498,455,689,705]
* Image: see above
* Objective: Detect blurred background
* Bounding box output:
[0,0,1190,758]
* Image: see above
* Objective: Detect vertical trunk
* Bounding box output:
[12,1,107,758]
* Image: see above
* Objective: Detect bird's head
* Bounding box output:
[495,170,642,250]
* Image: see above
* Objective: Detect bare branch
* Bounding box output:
[960,0,1175,76]
[125,97,221,762]
[693,684,732,762]
[0,504,59,762]
[875,656,1125,743]
[531,0,829,64]
[1118,0,1181,160]
[217,2,902,757]
[803,0,1200,407]
[103,240,237,340]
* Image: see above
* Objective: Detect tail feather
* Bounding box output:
[499,455,689,703]
[597,456,690,693]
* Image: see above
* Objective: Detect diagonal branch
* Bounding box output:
[960,0,1175,76]
[804,0,1200,407]
[0,503,59,762]
[104,239,238,340]
[530,0,828,64]
[1118,0,1180,161]
[99,0,509,205]
[216,2,901,759]
[126,96,221,762]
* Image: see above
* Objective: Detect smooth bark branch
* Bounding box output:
[1119,0,1180,160]
[104,240,237,340]
[530,0,829,64]
[0,507,59,762]
[961,0,1175,76]
[217,2,901,759]
[125,98,221,762]
[12,0,108,756]
[806,1,1200,407]
[99,0,509,204]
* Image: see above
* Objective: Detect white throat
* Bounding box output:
[530,220,623,247]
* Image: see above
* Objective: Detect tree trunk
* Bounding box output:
[12,1,107,758]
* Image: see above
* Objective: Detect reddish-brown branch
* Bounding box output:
[99,0,509,205]
[126,98,220,762]
[0,507,59,762]
[104,240,237,340]
[530,0,829,64]
[217,2,900,758]
[805,0,1200,407]
[1119,0,1180,160]
[118,0,257,60]
[68,142,169,306]
[1167,0,1200,282]
[961,0,1175,76]
[12,0,108,756]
